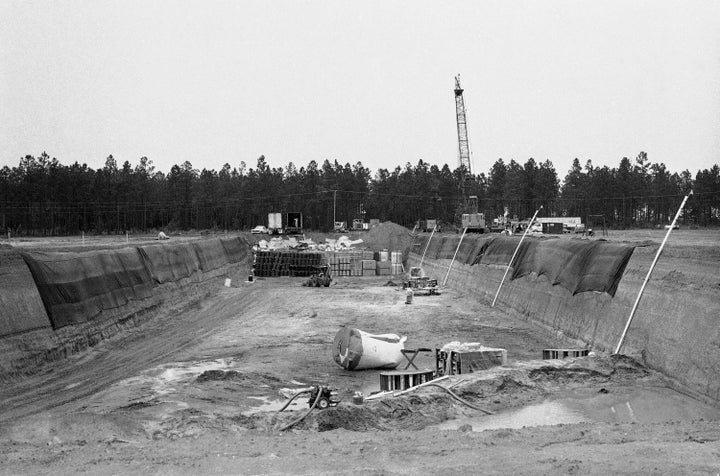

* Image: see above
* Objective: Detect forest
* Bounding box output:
[1,151,718,235]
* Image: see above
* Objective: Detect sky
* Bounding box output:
[1,0,719,180]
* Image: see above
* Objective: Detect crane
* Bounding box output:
[454,75,485,232]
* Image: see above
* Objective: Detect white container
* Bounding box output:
[333,327,406,370]
[380,250,389,262]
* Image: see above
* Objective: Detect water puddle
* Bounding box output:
[243,395,306,415]
[435,386,720,432]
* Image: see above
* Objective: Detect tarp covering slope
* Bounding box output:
[220,237,248,263]
[22,248,154,328]
[139,242,201,284]
[193,239,230,271]
[414,234,635,296]
[0,245,52,336]
[475,236,634,296]
[20,236,251,330]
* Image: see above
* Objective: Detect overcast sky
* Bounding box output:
[1,0,719,180]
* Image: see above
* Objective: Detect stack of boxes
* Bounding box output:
[372,250,388,276]
[327,248,402,277]
[253,249,404,278]
[326,250,364,277]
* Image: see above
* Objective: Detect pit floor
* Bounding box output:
[2,275,719,475]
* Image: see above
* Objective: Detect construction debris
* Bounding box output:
[253,235,364,252]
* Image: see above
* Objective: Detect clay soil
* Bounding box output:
[2,231,720,475]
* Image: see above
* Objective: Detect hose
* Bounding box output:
[279,388,323,432]
[276,389,312,413]
[423,383,494,415]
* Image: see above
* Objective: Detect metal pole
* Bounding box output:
[491,206,542,308]
[614,191,693,354]
[443,227,467,286]
[333,190,337,226]
[419,224,437,268]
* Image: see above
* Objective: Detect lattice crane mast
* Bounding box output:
[454,75,485,231]
[454,75,472,176]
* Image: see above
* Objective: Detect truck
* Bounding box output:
[268,212,283,235]
[285,212,303,235]
[352,218,369,231]
[489,214,514,233]
[461,213,486,233]
[534,217,584,233]
[333,221,347,233]
[418,219,438,232]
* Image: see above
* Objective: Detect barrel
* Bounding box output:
[390,251,402,263]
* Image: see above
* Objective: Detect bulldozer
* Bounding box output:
[303,265,332,287]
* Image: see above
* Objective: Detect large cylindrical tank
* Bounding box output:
[333,327,406,370]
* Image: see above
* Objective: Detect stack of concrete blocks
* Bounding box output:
[372,249,389,276]
[361,259,376,275]
[361,249,376,276]
[327,249,403,277]
[327,250,363,277]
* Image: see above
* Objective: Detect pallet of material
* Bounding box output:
[542,349,589,359]
[361,259,376,269]
[435,347,507,376]
[376,261,392,276]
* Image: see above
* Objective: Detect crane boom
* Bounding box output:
[454,75,471,175]
[454,75,484,229]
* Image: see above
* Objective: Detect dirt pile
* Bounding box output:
[361,221,415,256]
[262,355,655,434]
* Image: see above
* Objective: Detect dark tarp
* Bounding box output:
[192,239,229,271]
[574,241,635,296]
[138,242,201,284]
[476,236,532,266]
[22,248,154,329]
[473,236,634,296]
[438,236,460,259]
[220,236,250,263]
[0,245,52,336]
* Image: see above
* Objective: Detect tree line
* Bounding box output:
[1,151,718,236]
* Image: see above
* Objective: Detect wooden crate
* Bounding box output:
[380,370,435,391]
[436,348,507,376]
[542,349,589,359]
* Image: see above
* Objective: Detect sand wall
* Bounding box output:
[411,234,720,401]
[0,237,252,380]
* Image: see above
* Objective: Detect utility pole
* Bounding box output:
[333,190,337,225]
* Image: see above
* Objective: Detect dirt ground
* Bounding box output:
[2,257,720,475]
